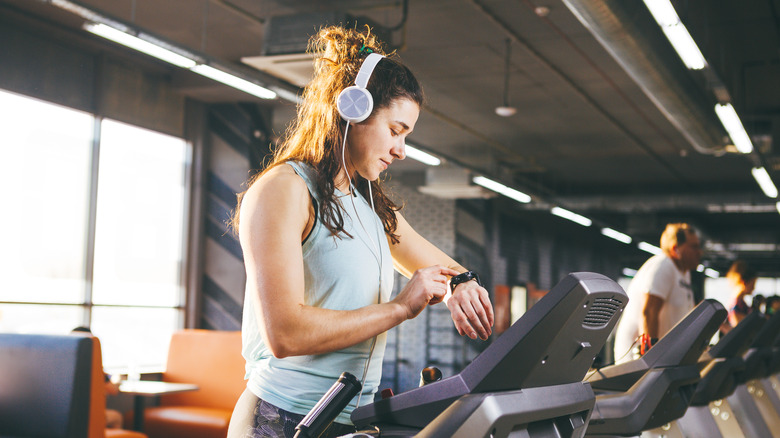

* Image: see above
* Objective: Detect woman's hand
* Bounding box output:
[393,265,459,320]
[446,281,494,340]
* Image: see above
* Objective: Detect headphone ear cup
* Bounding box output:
[337,86,374,123]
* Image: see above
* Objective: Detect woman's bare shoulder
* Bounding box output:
[239,164,312,226]
[247,164,308,199]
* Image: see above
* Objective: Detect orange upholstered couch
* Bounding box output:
[141,329,245,438]
[86,336,148,438]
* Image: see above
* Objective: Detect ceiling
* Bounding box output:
[3,0,779,277]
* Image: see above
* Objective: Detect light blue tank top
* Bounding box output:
[242,161,394,424]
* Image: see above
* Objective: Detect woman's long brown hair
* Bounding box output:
[230,26,424,244]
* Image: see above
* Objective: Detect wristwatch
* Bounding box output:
[450,271,482,292]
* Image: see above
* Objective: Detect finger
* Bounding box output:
[468,301,491,340]
[459,285,493,334]
[458,319,477,339]
[480,289,495,327]
[461,290,492,338]
[419,266,452,283]
[473,299,492,337]
[432,273,449,284]
[437,266,461,277]
[429,284,447,304]
[459,302,487,340]
[449,306,475,339]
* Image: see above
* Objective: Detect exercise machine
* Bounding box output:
[674,310,765,437]
[724,310,780,437]
[583,299,726,437]
[350,272,628,438]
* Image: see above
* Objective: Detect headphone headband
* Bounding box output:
[354,53,384,89]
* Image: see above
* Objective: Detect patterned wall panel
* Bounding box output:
[200,104,271,330]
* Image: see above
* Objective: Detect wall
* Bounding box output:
[382,182,471,392]
[0,16,186,138]
[199,104,273,330]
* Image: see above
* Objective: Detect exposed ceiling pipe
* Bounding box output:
[561,0,728,156]
[470,0,694,183]
[549,192,776,214]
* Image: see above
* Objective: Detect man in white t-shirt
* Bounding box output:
[613,223,703,363]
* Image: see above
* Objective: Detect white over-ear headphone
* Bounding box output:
[337,53,385,124]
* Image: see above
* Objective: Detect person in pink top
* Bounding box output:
[720,260,758,334]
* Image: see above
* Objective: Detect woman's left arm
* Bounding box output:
[390,212,494,340]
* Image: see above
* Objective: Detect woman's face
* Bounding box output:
[345,97,420,181]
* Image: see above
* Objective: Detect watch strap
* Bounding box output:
[450,271,482,292]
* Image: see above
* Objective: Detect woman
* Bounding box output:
[722,260,757,333]
[227,26,494,438]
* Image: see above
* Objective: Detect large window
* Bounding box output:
[0,89,189,369]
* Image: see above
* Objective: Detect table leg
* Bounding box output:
[133,395,145,431]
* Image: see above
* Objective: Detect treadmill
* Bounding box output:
[583,299,727,437]
[724,310,780,437]
[350,272,628,438]
[675,309,765,437]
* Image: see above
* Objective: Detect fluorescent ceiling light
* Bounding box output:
[715,103,754,154]
[601,227,632,244]
[641,0,680,26]
[622,268,638,277]
[472,176,531,203]
[729,243,777,252]
[704,268,720,279]
[751,167,778,198]
[551,207,592,227]
[697,265,722,278]
[704,242,725,252]
[81,19,277,100]
[706,203,778,213]
[405,144,441,166]
[643,0,707,70]
[84,23,197,68]
[659,23,708,70]
[190,65,277,100]
[638,241,662,255]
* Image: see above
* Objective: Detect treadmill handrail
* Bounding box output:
[588,365,700,434]
[588,299,726,392]
[689,310,766,405]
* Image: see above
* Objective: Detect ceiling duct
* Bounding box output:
[243,12,394,87]
[417,166,494,199]
[561,0,727,156]
[242,52,316,88]
[262,12,349,56]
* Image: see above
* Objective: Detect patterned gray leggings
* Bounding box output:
[246,397,356,438]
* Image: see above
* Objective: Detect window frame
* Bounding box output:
[0,89,192,369]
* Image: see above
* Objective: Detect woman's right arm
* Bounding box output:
[239,166,449,358]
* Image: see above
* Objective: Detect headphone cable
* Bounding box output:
[341,122,383,409]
